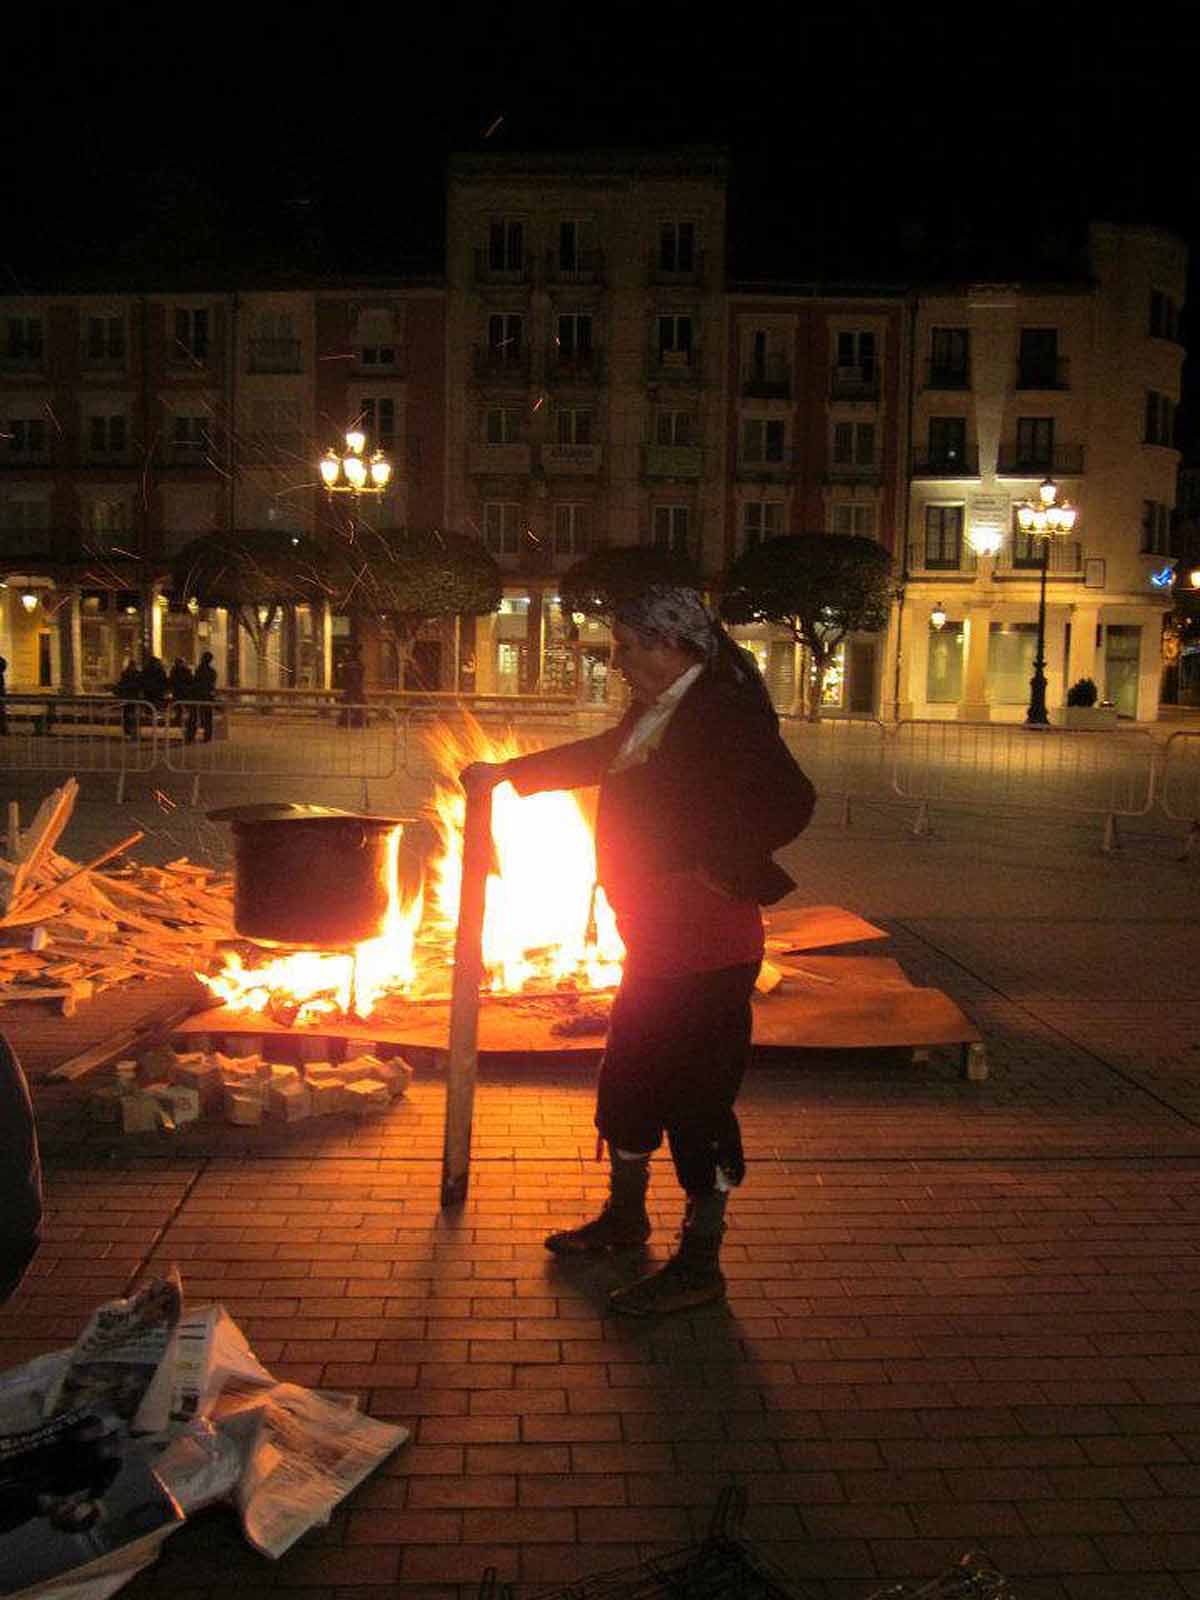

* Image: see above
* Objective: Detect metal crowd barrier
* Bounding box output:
[0,696,159,799]
[164,701,402,807]
[782,716,889,824]
[1160,731,1200,859]
[892,719,1157,851]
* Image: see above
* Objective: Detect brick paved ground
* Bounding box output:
[1,759,1198,1599]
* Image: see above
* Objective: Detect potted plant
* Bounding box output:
[1062,677,1118,728]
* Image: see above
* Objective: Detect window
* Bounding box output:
[655,409,693,446]
[554,503,590,556]
[358,397,395,450]
[1010,507,1044,568]
[988,622,1039,702]
[251,396,303,443]
[486,406,520,444]
[557,407,592,445]
[558,220,596,273]
[924,505,963,569]
[1016,416,1054,468]
[1142,500,1171,555]
[88,414,128,455]
[1145,390,1176,447]
[483,501,521,555]
[833,420,876,466]
[835,330,876,377]
[487,219,524,272]
[656,315,693,363]
[356,308,397,366]
[743,501,783,547]
[556,313,593,361]
[1150,290,1181,342]
[743,327,790,391]
[741,419,785,463]
[250,311,300,372]
[172,415,209,454]
[831,502,878,538]
[927,622,964,704]
[0,495,50,542]
[652,505,690,553]
[930,327,969,384]
[5,416,47,457]
[928,417,966,466]
[84,497,130,535]
[4,316,42,364]
[658,221,695,273]
[85,314,125,363]
[487,313,523,356]
[173,308,209,364]
[1018,328,1059,387]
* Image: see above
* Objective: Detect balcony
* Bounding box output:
[910,448,980,479]
[993,538,1084,577]
[645,349,705,385]
[541,443,601,475]
[642,444,704,480]
[647,248,707,287]
[996,443,1085,477]
[736,448,798,483]
[829,364,881,401]
[925,360,971,391]
[825,458,884,486]
[909,538,979,575]
[353,346,405,377]
[741,359,792,401]
[468,441,532,476]
[544,248,605,286]
[0,527,53,559]
[472,345,532,386]
[473,249,532,287]
[546,348,606,385]
[2,438,52,467]
[248,338,302,374]
[1016,357,1070,391]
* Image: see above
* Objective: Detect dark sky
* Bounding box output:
[5,2,1199,355]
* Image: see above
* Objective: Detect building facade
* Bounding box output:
[0,155,1186,722]
[895,225,1186,723]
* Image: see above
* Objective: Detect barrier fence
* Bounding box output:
[1160,731,1200,858]
[782,717,889,823]
[0,697,159,797]
[891,719,1157,851]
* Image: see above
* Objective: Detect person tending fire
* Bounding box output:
[462,585,816,1316]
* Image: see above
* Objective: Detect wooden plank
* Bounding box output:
[5,780,79,909]
[763,904,888,953]
[2,832,145,925]
[440,785,491,1207]
[47,998,204,1081]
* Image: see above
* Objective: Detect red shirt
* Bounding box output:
[616,869,764,981]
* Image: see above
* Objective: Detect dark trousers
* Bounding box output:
[596,961,758,1194]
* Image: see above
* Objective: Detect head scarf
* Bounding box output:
[612,585,718,661]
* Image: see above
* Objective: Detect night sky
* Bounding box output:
[6,4,1199,438]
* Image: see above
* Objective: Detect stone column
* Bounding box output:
[1066,602,1101,695]
[57,586,84,693]
[958,602,994,722]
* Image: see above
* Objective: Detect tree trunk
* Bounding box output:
[807,648,827,722]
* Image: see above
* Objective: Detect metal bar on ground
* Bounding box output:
[440,784,492,1207]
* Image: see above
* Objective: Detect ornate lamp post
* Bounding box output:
[1016,476,1078,727]
[319,429,393,498]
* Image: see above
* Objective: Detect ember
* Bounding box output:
[201,717,624,1022]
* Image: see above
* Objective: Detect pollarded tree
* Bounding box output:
[170,528,334,687]
[720,533,894,720]
[329,527,502,686]
[559,544,704,619]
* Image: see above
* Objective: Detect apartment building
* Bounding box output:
[445,148,729,699]
[0,281,445,692]
[725,286,907,711]
[896,224,1186,722]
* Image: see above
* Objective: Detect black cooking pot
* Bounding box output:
[208,803,423,947]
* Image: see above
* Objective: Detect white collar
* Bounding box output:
[653,661,703,709]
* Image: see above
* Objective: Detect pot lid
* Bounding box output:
[207,802,411,826]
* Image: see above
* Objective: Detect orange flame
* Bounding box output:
[200,714,623,1019]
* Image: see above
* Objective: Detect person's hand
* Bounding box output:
[460,761,510,796]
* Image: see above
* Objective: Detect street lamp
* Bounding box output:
[1016,475,1078,727]
[930,601,947,631]
[319,430,393,496]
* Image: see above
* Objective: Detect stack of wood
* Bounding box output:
[0,779,234,1015]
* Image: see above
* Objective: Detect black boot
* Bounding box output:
[608,1191,727,1315]
[545,1150,652,1255]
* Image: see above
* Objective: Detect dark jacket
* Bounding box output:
[0,1032,42,1302]
[193,658,218,699]
[504,667,816,917]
